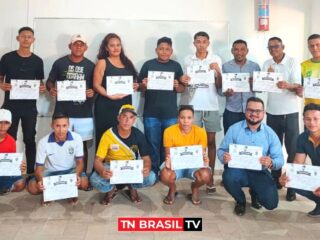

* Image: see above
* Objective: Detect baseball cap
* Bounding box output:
[118,104,137,116]
[70,34,87,44]
[0,109,12,123]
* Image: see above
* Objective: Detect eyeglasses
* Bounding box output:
[267,45,282,50]
[245,108,264,114]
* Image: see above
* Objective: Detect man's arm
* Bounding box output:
[141,155,152,177]
[93,156,112,179]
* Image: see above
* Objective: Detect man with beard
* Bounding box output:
[217,97,284,216]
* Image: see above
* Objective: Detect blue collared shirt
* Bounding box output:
[217,120,284,170]
[222,59,260,112]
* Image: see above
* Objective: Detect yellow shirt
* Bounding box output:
[301,59,320,105]
[163,124,207,148]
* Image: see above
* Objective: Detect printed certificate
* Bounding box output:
[170,145,204,170]
[187,65,215,85]
[222,73,250,92]
[106,76,133,95]
[252,71,284,93]
[0,153,23,176]
[43,173,78,202]
[286,163,320,191]
[228,144,262,170]
[110,160,143,184]
[57,80,86,101]
[304,77,320,99]
[10,79,40,100]
[147,71,174,90]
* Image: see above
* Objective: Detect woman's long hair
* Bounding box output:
[97,33,137,79]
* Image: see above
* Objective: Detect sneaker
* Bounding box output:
[307,204,320,218]
[286,189,296,202]
[234,202,246,216]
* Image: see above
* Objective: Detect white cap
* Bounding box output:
[0,109,12,123]
[70,34,87,44]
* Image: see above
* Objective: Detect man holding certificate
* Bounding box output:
[179,31,222,194]
[218,97,284,216]
[27,113,88,206]
[280,103,320,217]
[138,37,185,176]
[262,37,302,201]
[0,109,26,194]
[90,104,156,205]
[46,35,95,180]
[160,105,211,205]
[221,39,260,134]
[0,26,45,175]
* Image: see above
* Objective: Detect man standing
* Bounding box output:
[90,104,156,205]
[138,37,185,176]
[218,97,284,216]
[263,37,302,201]
[0,26,45,175]
[160,105,211,205]
[27,113,88,205]
[301,34,320,105]
[46,34,95,178]
[280,103,320,217]
[180,31,222,193]
[222,39,260,134]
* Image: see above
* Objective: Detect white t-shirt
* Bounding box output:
[262,54,301,115]
[36,131,84,172]
[180,53,222,111]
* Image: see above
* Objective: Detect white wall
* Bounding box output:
[0,0,315,170]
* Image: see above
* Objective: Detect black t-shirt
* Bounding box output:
[112,126,150,159]
[47,56,95,117]
[138,58,183,119]
[0,51,44,111]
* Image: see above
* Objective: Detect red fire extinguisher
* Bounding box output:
[258,0,269,31]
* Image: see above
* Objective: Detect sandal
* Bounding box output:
[129,189,142,204]
[41,200,52,207]
[188,193,202,205]
[163,192,177,205]
[206,185,216,195]
[68,197,79,206]
[100,188,117,205]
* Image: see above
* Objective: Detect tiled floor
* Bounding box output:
[0,177,319,240]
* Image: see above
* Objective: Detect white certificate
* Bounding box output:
[0,153,23,176]
[110,160,143,184]
[57,80,86,101]
[147,71,174,91]
[187,65,215,85]
[228,144,262,170]
[222,73,250,92]
[286,163,320,191]
[43,173,78,202]
[170,145,204,170]
[10,79,40,100]
[304,77,320,99]
[252,71,284,93]
[106,76,133,95]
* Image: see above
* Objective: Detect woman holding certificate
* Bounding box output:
[93,33,139,146]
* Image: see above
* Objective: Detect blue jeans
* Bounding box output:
[0,176,24,191]
[223,109,245,134]
[223,167,278,209]
[143,117,177,175]
[293,188,320,204]
[90,165,157,193]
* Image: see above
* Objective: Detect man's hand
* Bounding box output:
[37,180,45,191]
[20,160,27,174]
[76,176,81,187]
[0,82,12,91]
[142,166,150,177]
[279,172,289,187]
[49,87,57,97]
[165,156,171,169]
[277,81,289,89]
[173,80,179,89]
[209,63,221,74]
[259,156,273,168]
[142,78,148,88]
[100,168,113,179]
[133,83,140,92]
[313,187,320,197]
[39,83,46,94]
[223,152,231,164]
[180,74,190,85]
[86,88,94,98]
[223,88,234,97]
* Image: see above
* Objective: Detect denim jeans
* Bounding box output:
[90,164,157,193]
[267,112,299,180]
[222,167,279,209]
[8,108,37,174]
[293,188,320,204]
[143,117,177,175]
[223,109,245,134]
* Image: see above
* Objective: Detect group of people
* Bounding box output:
[0,26,320,217]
